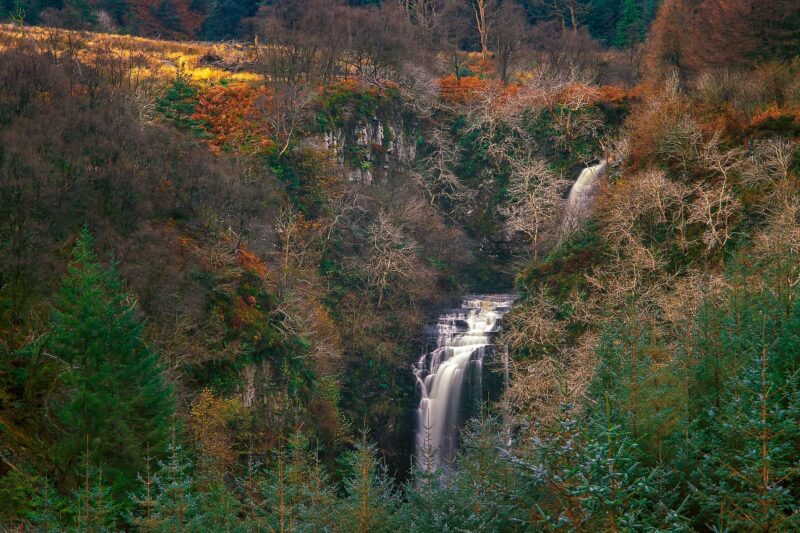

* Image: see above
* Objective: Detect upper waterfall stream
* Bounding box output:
[413,295,515,470]
[561,160,607,236]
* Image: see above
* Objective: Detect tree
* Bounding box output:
[256,433,338,531]
[48,228,174,500]
[335,435,400,532]
[530,0,587,32]
[362,210,422,307]
[685,277,800,530]
[415,126,467,207]
[693,343,800,530]
[492,0,530,85]
[200,0,259,40]
[156,71,205,133]
[470,0,497,59]
[69,460,119,532]
[188,388,244,473]
[436,0,472,80]
[254,5,322,156]
[133,432,199,531]
[499,156,567,261]
[613,0,642,48]
[646,0,800,80]
[571,400,677,531]
[156,0,185,32]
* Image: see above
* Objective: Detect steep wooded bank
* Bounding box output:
[1,0,799,529]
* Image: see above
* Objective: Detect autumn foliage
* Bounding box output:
[646,0,800,80]
[749,104,800,138]
[123,0,205,40]
[237,246,268,279]
[438,75,490,104]
[189,389,245,470]
[193,83,273,155]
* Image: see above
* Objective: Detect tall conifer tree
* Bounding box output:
[49,228,174,500]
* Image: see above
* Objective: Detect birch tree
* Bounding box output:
[470,0,497,59]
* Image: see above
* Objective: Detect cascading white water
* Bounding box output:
[414,295,515,470]
[561,160,607,236]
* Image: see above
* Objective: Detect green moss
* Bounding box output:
[518,221,607,303]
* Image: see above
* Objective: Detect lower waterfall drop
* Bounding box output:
[414,295,515,470]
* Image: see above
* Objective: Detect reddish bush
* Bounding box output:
[237,247,268,278]
[438,74,490,104]
[193,83,273,155]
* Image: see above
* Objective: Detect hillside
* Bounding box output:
[1,0,800,530]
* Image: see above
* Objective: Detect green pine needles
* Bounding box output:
[48,228,174,504]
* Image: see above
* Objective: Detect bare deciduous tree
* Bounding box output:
[499,156,568,261]
[688,182,741,250]
[254,2,339,154]
[415,126,467,207]
[599,169,689,291]
[686,130,745,251]
[492,0,530,85]
[499,288,565,356]
[470,0,496,59]
[269,203,345,372]
[743,137,799,213]
[363,210,421,307]
[502,329,598,430]
[532,0,587,32]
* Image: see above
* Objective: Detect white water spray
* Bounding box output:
[561,161,607,237]
[413,295,515,470]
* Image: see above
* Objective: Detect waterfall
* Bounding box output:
[413,294,515,470]
[561,160,607,237]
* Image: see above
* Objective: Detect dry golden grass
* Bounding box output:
[0,22,261,83]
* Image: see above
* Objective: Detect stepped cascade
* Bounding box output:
[414,295,515,469]
[561,160,607,236]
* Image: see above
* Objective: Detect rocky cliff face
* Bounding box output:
[312,115,418,185]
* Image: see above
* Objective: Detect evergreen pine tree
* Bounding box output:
[156,0,183,32]
[592,320,681,452]
[573,396,657,531]
[200,0,259,41]
[509,404,588,529]
[401,465,460,531]
[102,0,129,25]
[49,228,174,501]
[335,433,400,533]
[403,416,527,530]
[641,0,660,27]
[256,432,338,532]
[68,451,119,532]
[156,72,206,134]
[690,308,800,530]
[133,431,200,531]
[25,475,69,530]
[614,0,643,47]
[448,416,526,531]
[193,468,245,532]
